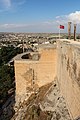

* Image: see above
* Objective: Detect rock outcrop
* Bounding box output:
[11,78,71,120]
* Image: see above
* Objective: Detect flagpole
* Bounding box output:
[59,28,60,40]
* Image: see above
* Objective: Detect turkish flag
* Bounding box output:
[60,25,64,29]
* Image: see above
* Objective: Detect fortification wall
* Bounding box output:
[14,47,57,105]
[57,40,80,119]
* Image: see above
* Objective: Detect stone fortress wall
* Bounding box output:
[14,40,80,120]
[14,45,57,105]
[57,39,80,120]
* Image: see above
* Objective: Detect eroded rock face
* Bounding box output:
[11,79,71,120]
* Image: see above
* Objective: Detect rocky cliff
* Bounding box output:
[11,78,71,120]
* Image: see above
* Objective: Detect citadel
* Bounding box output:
[12,23,80,120]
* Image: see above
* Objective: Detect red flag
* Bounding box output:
[60,25,64,29]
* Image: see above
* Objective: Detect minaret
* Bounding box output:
[74,24,77,41]
[68,22,72,40]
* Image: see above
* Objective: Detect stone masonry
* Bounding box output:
[14,44,57,107]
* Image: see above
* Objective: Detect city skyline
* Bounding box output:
[0,0,80,32]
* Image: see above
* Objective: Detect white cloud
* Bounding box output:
[56,16,60,19]
[0,24,31,28]
[53,11,80,33]
[68,11,80,23]
[0,11,80,33]
[3,0,11,8]
[41,11,80,32]
[0,0,26,12]
[0,23,59,33]
[55,11,80,24]
[17,0,26,5]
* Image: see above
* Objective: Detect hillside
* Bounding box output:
[11,78,71,120]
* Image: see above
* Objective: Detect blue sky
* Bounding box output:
[0,0,80,32]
